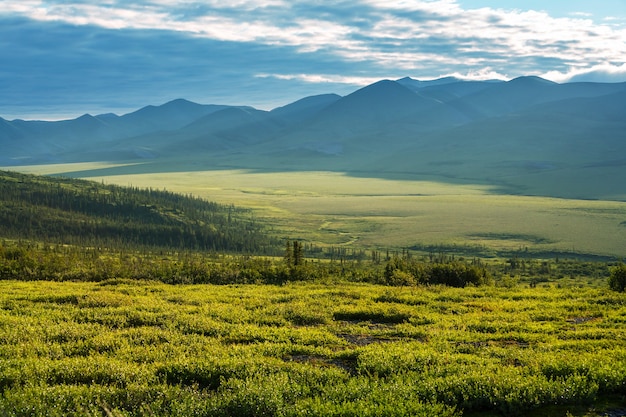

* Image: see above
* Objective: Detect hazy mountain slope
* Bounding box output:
[316,80,436,124]
[270,94,342,124]
[0,117,28,164]
[1,114,117,164]
[253,80,469,159]
[460,76,626,118]
[0,117,25,146]
[1,77,625,199]
[10,114,111,144]
[0,117,24,139]
[396,76,464,90]
[0,99,227,163]
[368,90,626,199]
[60,106,283,161]
[397,77,505,104]
[111,99,228,136]
[164,107,282,151]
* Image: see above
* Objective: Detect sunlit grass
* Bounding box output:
[1,280,625,416]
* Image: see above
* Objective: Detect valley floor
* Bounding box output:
[5,163,626,258]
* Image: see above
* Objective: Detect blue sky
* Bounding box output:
[1,0,625,120]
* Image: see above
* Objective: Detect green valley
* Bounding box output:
[0,168,624,416]
[7,164,626,259]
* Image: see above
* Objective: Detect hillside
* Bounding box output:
[0,170,273,253]
[1,77,625,200]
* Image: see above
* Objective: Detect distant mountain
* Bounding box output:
[397,77,503,102]
[457,76,626,118]
[397,76,464,89]
[270,94,342,124]
[1,77,625,200]
[0,99,228,163]
[111,99,229,135]
[367,88,626,199]
[258,80,474,161]
[163,107,282,151]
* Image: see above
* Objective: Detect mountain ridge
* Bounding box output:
[1,76,625,200]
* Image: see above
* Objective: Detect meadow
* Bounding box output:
[1,163,625,416]
[7,163,626,258]
[1,279,625,416]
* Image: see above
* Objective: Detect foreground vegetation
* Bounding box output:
[1,280,625,416]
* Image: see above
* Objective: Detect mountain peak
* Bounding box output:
[338,79,425,108]
[69,113,106,127]
[161,98,199,108]
[314,78,439,125]
[352,79,413,96]
[397,76,464,90]
[508,76,557,85]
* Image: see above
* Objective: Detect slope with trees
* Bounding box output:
[0,170,273,253]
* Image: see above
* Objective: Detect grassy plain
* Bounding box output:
[6,163,626,258]
[1,279,625,416]
[1,163,625,416]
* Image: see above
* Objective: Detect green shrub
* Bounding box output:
[608,263,626,292]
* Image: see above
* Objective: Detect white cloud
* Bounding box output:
[440,69,509,81]
[255,73,384,85]
[570,12,593,18]
[542,63,626,83]
[149,0,286,8]
[362,0,462,15]
[1,0,625,83]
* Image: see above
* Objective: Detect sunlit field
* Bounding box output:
[1,279,625,416]
[7,163,626,258]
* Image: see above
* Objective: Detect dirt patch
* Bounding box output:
[284,354,357,375]
[332,311,410,324]
[566,316,600,324]
[336,333,398,346]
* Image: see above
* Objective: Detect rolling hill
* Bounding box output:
[0,170,273,252]
[1,76,625,200]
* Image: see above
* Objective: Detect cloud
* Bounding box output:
[4,1,625,68]
[255,73,384,85]
[1,0,626,118]
[0,15,365,118]
[542,63,626,83]
[570,12,593,18]
[439,68,509,81]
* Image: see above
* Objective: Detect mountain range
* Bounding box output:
[1,76,625,200]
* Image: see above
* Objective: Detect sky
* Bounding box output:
[1,0,626,120]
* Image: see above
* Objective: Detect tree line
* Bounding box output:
[0,170,275,253]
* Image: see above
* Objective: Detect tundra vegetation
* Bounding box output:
[0,170,625,416]
[1,279,625,416]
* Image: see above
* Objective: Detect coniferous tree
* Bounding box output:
[284,240,293,266]
[293,240,303,266]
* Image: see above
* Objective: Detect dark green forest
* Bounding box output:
[0,170,272,253]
